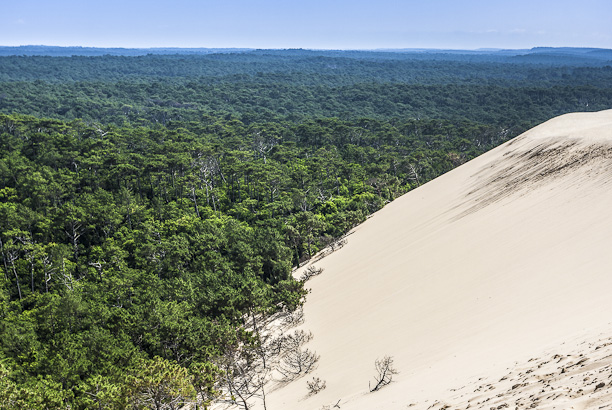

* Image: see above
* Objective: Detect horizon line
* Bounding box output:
[1,44,611,52]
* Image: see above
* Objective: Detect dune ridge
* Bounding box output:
[264,109,612,410]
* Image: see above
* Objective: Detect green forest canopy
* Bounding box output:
[1,48,611,408]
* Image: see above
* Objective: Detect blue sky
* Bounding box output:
[2,0,611,49]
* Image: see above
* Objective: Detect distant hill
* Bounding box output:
[0,45,610,66]
[0,45,253,57]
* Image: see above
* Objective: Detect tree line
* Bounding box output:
[1,52,611,127]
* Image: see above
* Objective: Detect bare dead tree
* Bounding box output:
[300,265,324,282]
[263,328,311,362]
[297,189,313,212]
[1,233,33,300]
[193,155,221,212]
[88,260,105,281]
[65,219,83,264]
[369,356,398,392]
[219,347,263,410]
[252,135,278,164]
[316,187,330,203]
[407,163,422,187]
[277,330,318,382]
[93,124,109,137]
[24,242,38,293]
[329,237,347,252]
[0,238,9,283]
[41,253,56,293]
[255,372,270,410]
[282,330,313,352]
[5,246,21,300]
[245,307,280,372]
[225,368,259,410]
[278,348,319,382]
[306,376,327,395]
[190,186,201,218]
[280,305,304,329]
[59,257,75,291]
[265,334,285,359]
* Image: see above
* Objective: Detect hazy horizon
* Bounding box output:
[2,45,610,52]
[3,0,611,50]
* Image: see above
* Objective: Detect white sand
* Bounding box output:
[264,109,612,410]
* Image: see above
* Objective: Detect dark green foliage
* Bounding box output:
[1,52,611,126]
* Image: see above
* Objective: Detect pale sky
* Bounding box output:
[1,0,611,50]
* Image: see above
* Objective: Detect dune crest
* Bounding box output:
[265,109,612,410]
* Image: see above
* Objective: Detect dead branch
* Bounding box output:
[369,355,398,392]
[300,265,324,282]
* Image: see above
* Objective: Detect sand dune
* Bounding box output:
[263,109,612,410]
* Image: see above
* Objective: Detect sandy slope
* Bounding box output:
[265,109,612,410]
